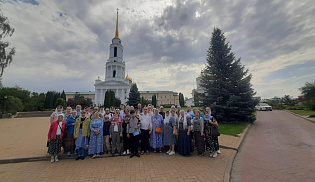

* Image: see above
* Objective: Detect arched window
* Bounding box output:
[113,70,116,77]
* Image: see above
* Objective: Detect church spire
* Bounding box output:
[115,8,119,38]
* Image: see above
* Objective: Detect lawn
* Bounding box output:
[289,110,315,117]
[218,122,249,136]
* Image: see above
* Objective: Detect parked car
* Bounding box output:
[255,103,272,111]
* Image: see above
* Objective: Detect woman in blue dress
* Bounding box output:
[150,109,164,153]
[88,112,104,158]
[164,111,177,155]
[74,110,91,160]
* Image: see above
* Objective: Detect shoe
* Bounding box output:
[209,152,214,157]
[112,153,115,157]
[166,150,171,154]
[81,156,85,160]
[54,156,59,162]
[146,151,149,155]
[130,154,134,158]
[140,151,144,155]
[51,156,55,163]
[169,151,175,155]
[212,152,218,158]
[92,154,97,158]
[217,150,221,154]
[122,151,127,155]
[136,153,140,157]
[67,152,71,156]
[127,150,130,155]
[96,154,100,157]
[76,156,81,160]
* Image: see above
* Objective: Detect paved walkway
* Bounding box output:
[231,110,315,182]
[0,117,244,181]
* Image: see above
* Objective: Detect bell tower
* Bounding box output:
[105,9,126,82]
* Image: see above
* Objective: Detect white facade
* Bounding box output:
[94,11,132,106]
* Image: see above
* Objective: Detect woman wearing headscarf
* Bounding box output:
[204,112,220,158]
[150,109,164,153]
[192,110,205,156]
[88,112,104,158]
[177,110,192,156]
[163,111,176,155]
[47,114,66,162]
[65,110,78,156]
[74,110,91,160]
[50,105,64,124]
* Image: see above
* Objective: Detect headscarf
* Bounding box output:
[179,110,187,130]
[164,113,171,124]
[55,107,64,119]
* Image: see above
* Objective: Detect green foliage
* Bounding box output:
[104,91,116,108]
[6,96,24,113]
[299,80,315,100]
[67,94,92,108]
[289,110,315,117]
[61,90,66,101]
[115,97,121,107]
[55,98,65,107]
[152,94,157,108]
[285,105,305,110]
[266,100,285,110]
[140,96,151,106]
[127,83,140,107]
[193,90,202,106]
[282,95,296,106]
[200,28,257,123]
[304,97,315,111]
[309,114,315,118]
[179,93,184,107]
[0,2,15,77]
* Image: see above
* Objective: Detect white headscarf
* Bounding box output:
[55,107,64,119]
[179,110,187,129]
[164,113,171,124]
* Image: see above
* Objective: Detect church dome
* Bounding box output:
[125,74,132,81]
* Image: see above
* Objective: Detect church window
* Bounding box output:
[114,47,117,57]
[113,70,116,77]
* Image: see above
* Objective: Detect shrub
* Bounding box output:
[309,114,315,118]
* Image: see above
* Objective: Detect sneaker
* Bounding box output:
[212,152,218,158]
[96,154,100,157]
[217,150,221,154]
[169,151,175,155]
[81,156,85,160]
[75,156,81,160]
[91,154,97,158]
[122,151,127,155]
[50,156,55,163]
[209,152,214,157]
[127,150,130,155]
[54,156,59,162]
[67,152,71,156]
[130,154,134,158]
[166,150,171,154]
[136,153,140,157]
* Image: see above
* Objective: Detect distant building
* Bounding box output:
[184,98,194,107]
[139,91,179,106]
[65,92,95,104]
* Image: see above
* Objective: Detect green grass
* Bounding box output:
[218,122,249,136]
[289,110,315,117]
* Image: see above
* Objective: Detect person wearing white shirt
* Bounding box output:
[139,107,151,155]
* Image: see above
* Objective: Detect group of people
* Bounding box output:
[47,104,220,163]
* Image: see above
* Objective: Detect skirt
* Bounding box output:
[75,129,89,150]
[164,125,175,146]
[177,130,192,156]
[48,135,63,154]
[88,132,104,155]
[64,133,75,153]
[194,131,205,154]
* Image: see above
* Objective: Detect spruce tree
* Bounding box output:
[152,95,157,108]
[61,90,66,101]
[127,83,140,107]
[179,93,185,107]
[200,28,257,123]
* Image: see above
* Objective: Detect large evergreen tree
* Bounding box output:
[200,28,257,123]
[152,94,157,108]
[127,83,140,107]
[61,90,66,101]
[179,93,184,107]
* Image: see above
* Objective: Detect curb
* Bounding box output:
[284,110,315,124]
[223,123,252,182]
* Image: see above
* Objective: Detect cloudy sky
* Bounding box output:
[2,0,315,99]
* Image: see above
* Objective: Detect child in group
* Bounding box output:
[103,115,111,155]
[110,114,123,156]
[122,115,131,155]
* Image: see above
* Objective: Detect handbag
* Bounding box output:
[154,118,162,134]
[210,124,220,136]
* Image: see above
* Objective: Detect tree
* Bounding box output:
[299,80,315,110]
[283,95,295,106]
[179,93,185,107]
[67,93,92,108]
[104,91,116,108]
[44,91,54,109]
[115,97,121,107]
[152,94,157,108]
[127,83,140,107]
[200,28,257,123]
[55,98,66,107]
[6,96,23,114]
[0,2,16,82]
[61,90,66,101]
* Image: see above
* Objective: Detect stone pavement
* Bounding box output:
[0,117,246,181]
[231,110,315,182]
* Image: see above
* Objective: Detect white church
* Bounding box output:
[94,11,132,106]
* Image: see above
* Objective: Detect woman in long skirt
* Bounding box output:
[164,111,176,155]
[192,110,205,156]
[88,112,104,158]
[177,110,192,156]
[74,110,91,160]
[204,112,220,158]
[65,110,77,156]
[150,109,164,153]
[48,114,66,162]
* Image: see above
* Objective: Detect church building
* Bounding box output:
[94,11,132,106]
